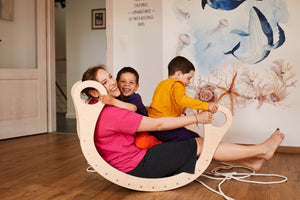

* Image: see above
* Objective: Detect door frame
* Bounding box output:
[47,0,56,132]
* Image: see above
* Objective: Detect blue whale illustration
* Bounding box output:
[202,0,248,10]
[224,6,285,64]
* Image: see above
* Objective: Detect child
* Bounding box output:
[148,56,218,142]
[116,67,148,116]
[116,67,162,149]
[101,66,162,149]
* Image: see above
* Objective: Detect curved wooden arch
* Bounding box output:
[71,80,232,192]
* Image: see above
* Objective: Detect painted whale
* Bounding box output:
[224,6,285,64]
[202,0,247,11]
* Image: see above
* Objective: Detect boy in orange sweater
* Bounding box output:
[148,56,218,142]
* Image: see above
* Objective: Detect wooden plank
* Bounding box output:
[0,133,299,200]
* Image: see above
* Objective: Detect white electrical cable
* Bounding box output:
[86,164,96,173]
[195,162,288,200]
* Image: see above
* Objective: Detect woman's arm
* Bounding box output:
[136,111,213,132]
[99,94,137,112]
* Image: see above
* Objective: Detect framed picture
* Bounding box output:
[92,9,106,29]
[0,0,14,21]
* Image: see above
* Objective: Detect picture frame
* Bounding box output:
[0,0,14,21]
[91,9,106,29]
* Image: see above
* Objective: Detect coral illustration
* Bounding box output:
[246,59,297,109]
[191,60,297,115]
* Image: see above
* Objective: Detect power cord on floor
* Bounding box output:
[86,164,96,173]
[195,162,288,200]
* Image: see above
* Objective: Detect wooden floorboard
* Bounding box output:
[0,133,299,200]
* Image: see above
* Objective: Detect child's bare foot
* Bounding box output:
[260,129,285,160]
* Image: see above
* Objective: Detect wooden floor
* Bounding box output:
[1,133,299,200]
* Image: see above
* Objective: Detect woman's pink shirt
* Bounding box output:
[94,105,146,172]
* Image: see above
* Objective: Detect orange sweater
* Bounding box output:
[148,78,209,118]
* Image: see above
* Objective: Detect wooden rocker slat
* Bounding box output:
[71,80,232,192]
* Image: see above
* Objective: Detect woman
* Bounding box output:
[81,64,285,178]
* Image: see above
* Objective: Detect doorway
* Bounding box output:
[53,0,107,134]
[55,1,76,133]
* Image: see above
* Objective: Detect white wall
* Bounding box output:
[66,0,106,118]
[107,0,163,106]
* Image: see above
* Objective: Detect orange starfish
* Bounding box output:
[216,72,241,115]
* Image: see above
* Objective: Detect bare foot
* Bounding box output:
[235,158,265,172]
[260,129,285,160]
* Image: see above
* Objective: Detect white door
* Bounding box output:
[0,0,48,139]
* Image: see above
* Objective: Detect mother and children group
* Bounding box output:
[81,56,285,178]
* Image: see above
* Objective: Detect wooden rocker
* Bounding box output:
[71,80,232,192]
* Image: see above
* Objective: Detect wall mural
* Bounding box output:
[173,0,297,115]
